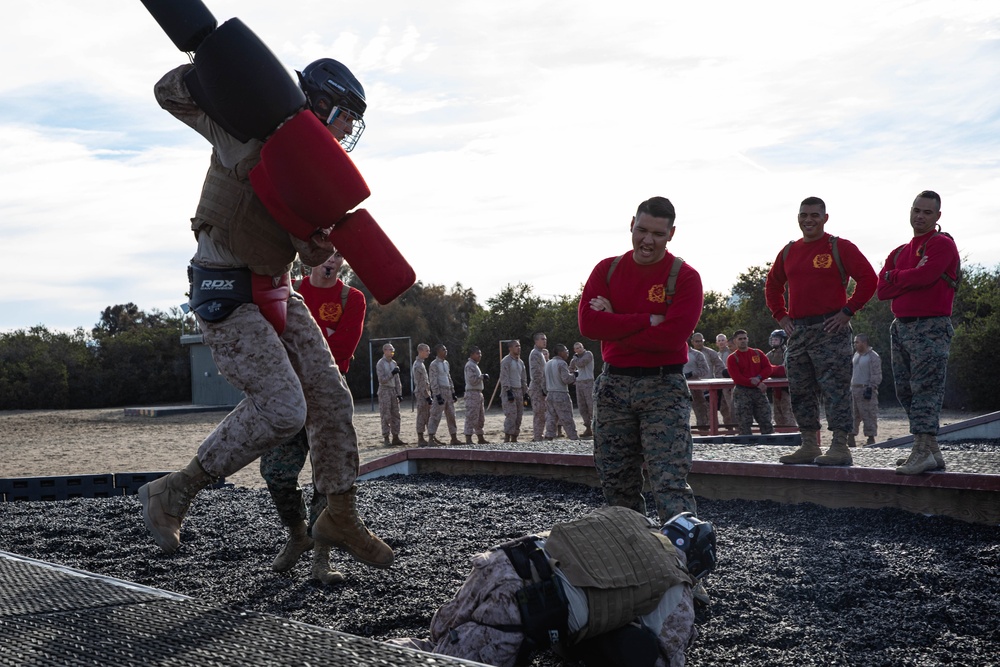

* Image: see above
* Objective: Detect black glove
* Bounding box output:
[685,371,693,379]
[863,386,873,400]
[397,395,402,401]
[722,370,730,378]
[391,367,400,375]
[436,395,444,405]
[452,392,458,401]
[426,396,433,405]
[482,373,490,382]
[507,389,514,401]
[573,370,579,377]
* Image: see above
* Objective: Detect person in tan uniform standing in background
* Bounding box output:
[463,347,489,444]
[428,344,460,445]
[569,341,595,437]
[412,343,432,446]
[500,340,528,442]
[544,344,579,440]
[376,343,406,447]
[528,332,549,441]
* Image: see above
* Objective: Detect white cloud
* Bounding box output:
[1,0,998,330]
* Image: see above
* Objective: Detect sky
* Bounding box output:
[1,1,998,332]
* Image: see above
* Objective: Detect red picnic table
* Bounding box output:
[687,377,795,436]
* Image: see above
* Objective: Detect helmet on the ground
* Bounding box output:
[297,58,367,151]
[661,512,717,579]
[769,329,788,348]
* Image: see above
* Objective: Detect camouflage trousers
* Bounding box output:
[732,385,774,435]
[197,296,358,495]
[785,322,853,432]
[770,387,794,427]
[502,387,524,436]
[544,392,578,439]
[575,379,594,427]
[529,388,547,440]
[593,371,696,522]
[891,316,953,435]
[851,385,879,437]
[463,390,485,436]
[429,394,457,436]
[378,388,401,437]
[690,385,710,428]
[415,396,431,435]
[717,388,734,429]
[259,428,328,529]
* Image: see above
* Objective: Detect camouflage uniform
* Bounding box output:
[890,318,953,434]
[593,371,696,522]
[683,347,711,428]
[528,347,548,441]
[715,347,735,428]
[543,357,578,439]
[376,355,403,439]
[197,297,360,495]
[413,358,432,437]
[387,506,696,667]
[157,65,359,497]
[463,357,486,437]
[851,347,882,438]
[785,323,854,432]
[569,349,595,428]
[732,385,774,435]
[258,428,327,529]
[765,345,794,427]
[429,357,457,438]
[500,354,527,438]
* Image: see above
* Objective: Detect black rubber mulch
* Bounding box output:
[1,473,998,666]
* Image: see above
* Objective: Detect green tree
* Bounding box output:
[466,283,546,389]
[730,265,777,346]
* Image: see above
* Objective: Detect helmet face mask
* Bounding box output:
[661,512,717,580]
[769,329,788,349]
[297,58,367,152]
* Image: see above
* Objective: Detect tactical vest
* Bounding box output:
[192,150,297,277]
[543,505,691,641]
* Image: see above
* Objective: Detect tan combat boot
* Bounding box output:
[847,433,857,448]
[449,433,462,446]
[310,544,345,584]
[503,433,511,443]
[417,433,428,447]
[896,434,938,475]
[779,430,821,464]
[895,434,945,469]
[926,434,946,470]
[465,434,473,444]
[510,434,518,443]
[312,486,394,569]
[138,456,215,553]
[477,434,488,444]
[428,433,444,445]
[815,430,853,466]
[581,425,593,438]
[383,435,391,446]
[271,520,313,572]
[391,434,408,447]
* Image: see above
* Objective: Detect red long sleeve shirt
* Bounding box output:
[297,277,366,373]
[764,233,877,321]
[578,251,703,367]
[876,229,959,317]
[726,347,774,387]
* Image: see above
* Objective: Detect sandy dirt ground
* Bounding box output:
[0,401,982,489]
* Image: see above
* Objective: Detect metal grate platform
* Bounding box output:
[0,553,484,667]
